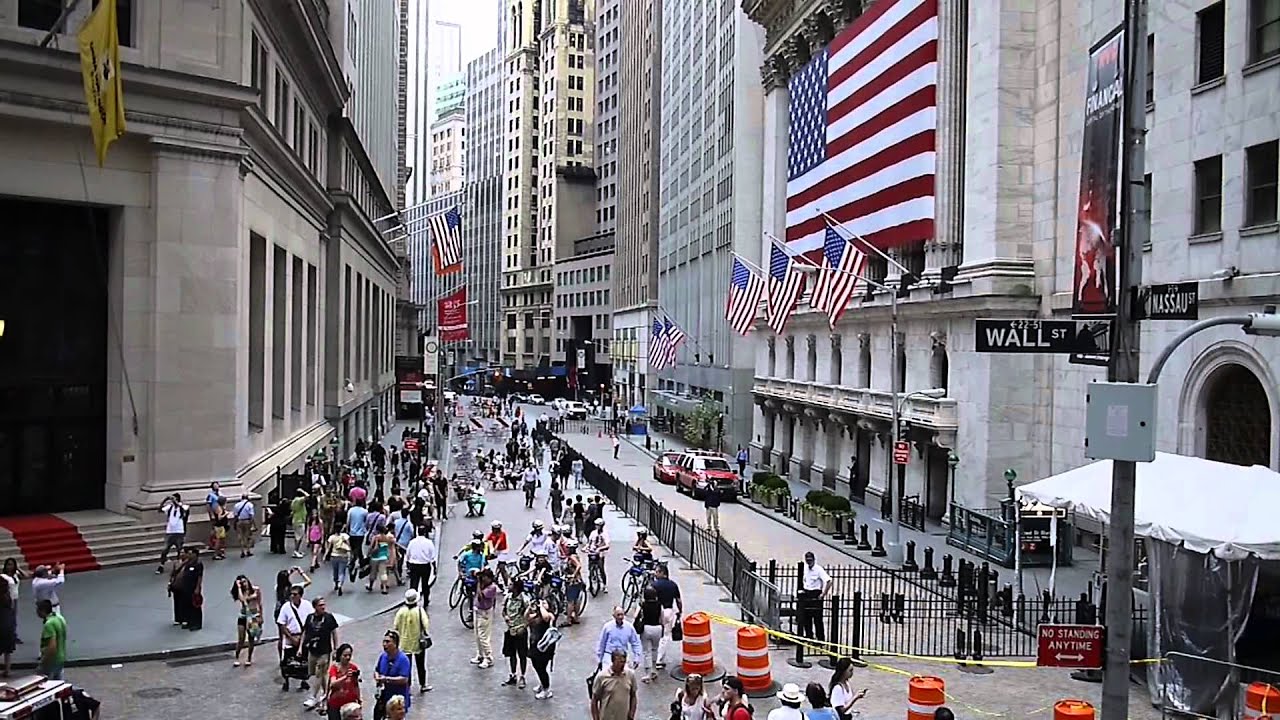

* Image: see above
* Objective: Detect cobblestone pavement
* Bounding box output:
[51,408,1160,719]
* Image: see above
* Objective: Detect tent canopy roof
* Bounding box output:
[1016,452,1280,560]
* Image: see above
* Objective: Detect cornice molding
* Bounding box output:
[242,109,333,227]
[249,0,348,112]
[150,135,248,164]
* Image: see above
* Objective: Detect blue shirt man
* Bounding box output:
[375,630,412,711]
[595,606,643,666]
[347,504,369,538]
[458,544,487,574]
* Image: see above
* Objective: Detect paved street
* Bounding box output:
[47,406,1160,719]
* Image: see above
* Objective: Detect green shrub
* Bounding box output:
[752,472,791,494]
[804,489,853,514]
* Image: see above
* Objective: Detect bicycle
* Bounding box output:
[449,569,478,610]
[620,555,654,612]
[458,575,477,629]
[587,553,607,597]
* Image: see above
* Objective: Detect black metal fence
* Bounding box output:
[566,442,1148,662]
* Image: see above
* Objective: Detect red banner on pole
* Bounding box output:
[438,287,470,342]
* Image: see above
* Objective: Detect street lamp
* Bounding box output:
[947,450,960,506]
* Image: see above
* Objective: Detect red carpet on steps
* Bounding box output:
[0,515,101,573]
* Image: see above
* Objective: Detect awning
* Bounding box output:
[629,405,648,415]
[1016,452,1280,560]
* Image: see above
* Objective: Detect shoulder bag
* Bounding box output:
[418,608,432,649]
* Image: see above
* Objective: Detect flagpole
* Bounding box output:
[654,304,710,360]
[766,232,822,268]
[819,210,913,277]
[731,251,766,276]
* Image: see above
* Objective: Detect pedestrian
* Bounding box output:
[300,596,340,710]
[392,589,432,693]
[291,489,312,559]
[798,551,831,643]
[768,683,805,720]
[384,695,408,720]
[1,558,24,645]
[205,481,223,521]
[30,564,65,617]
[672,673,716,720]
[276,584,315,692]
[372,629,412,720]
[703,483,721,534]
[232,494,257,558]
[501,580,530,688]
[230,574,263,667]
[472,568,498,668]
[209,497,230,560]
[325,524,351,596]
[612,434,620,459]
[391,508,415,586]
[827,657,867,720]
[525,598,558,700]
[636,586,664,682]
[155,493,189,574]
[269,495,291,554]
[307,514,325,571]
[595,606,642,668]
[719,676,754,720]
[338,702,363,720]
[572,494,587,539]
[547,480,564,523]
[404,525,437,602]
[346,498,370,582]
[367,522,395,594]
[36,599,66,680]
[934,708,956,719]
[803,682,839,720]
[572,456,585,489]
[171,546,204,631]
[0,574,14,679]
[651,563,682,667]
[736,446,749,493]
[324,643,361,720]
[591,648,638,720]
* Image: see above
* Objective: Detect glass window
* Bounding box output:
[1193,155,1224,235]
[1245,141,1278,227]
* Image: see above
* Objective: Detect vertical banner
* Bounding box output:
[423,336,439,375]
[1071,27,1124,318]
[1070,26,1124,367]
[437,287,470,342]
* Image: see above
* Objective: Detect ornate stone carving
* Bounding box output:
[785,335,795,352]
[930,331,947,349]
[781,36,808,71]
[830,333,842,352]
[801,14,828,53]
[857,332,871,350]
[805,334,817,352]
[766,335,777,353]
[760,55,791,92]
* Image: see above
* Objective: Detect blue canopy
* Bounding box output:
[629,405,648,415]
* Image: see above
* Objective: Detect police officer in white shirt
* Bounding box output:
[798,551,831,642]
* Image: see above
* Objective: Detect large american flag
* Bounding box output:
[648,316,686,371]
[810,225,868,327]
[766,240,806,333]
[785,0,938,256]
[725,256,765,336]
[429,207,463,275]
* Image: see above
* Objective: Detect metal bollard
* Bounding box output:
[843,517,858,546]
[939,554,956,588]
[902,540,919,572]
[857,524,872,551]
[920,547,938,580]
[833,514,845,541]
[878,593,892,623]
[953,627,968,660]
[871,528,887,557]
[893,592,905,624]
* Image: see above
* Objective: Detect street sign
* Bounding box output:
[403,438,419,454]
[892,441,911,465]
[975,319,1102,354]
[1134,281,1199,320]
[1036,623,1104,668]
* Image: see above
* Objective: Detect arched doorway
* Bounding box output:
[1202,364,1272,467]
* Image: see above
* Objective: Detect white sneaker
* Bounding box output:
[534,687,546,699]
[469,656,482,665]
[302,698,317,709]
[479,659,493,669]
[543,689,554,699]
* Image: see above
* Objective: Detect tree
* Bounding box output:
[682,398,721,449]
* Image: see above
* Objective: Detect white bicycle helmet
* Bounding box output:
[594,518,605,527]
[532,519,544,529]
[637,527,649,536]
[491,520,503,529]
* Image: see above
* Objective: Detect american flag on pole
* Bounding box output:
[429,207,463,275]
[784,0,937,256]
[649,316,686,371]
[766,240,806,333]
[725,256,765,336]
[810,225,869,327]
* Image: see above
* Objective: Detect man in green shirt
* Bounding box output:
[290,489,310,559]
[37,599,67,680]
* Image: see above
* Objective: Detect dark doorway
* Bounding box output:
[924,446,950,522]
[1203,364,1272,468]
[0,197,108,515]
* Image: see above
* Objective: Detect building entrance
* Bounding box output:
[0,197,108,515]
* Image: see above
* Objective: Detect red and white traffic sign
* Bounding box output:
[892,441,911,465]
[403,438,419,454]
[1036,623,1104,668]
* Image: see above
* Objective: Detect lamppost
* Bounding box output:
[947,450,960,506]
[889,388,946,563]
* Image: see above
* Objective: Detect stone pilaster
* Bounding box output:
[929,0,969,275]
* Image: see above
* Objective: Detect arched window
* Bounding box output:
[1203,364,1272,467]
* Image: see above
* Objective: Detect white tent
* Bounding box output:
[1016,452,1280,561]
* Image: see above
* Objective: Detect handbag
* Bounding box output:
[536,625,562,653]
[418,609,432,649]
[671,619,683,642]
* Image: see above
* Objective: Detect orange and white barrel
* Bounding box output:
[1245,682,1280,719]
[1053,700,1096,720]
[735,626,775,696]
[681,612,715,677]
[907,676,945,720]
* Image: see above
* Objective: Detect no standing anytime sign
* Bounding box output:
[1036,624,1104,669]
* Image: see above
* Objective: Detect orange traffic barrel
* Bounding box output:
[1053,700,1096,720]
[672,612,725,682]
[735,626,778,697]
[1245,682,1280,718]
[907,676,945,720]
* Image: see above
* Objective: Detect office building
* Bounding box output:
[594,0,620,236]
[435,73,467,117]
[554,234,616,400]
[0,0,399,516]
[406,188,466,335]
[610,0,663,411]
[430,104,466,196]
[465,46,507,366]
[652,0,764,448]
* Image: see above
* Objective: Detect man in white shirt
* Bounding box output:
[767,684,805,720]
[276,585,315,692]
[799,551,831,642]
[156,494,189,574]
[584,518,610,592]
[31,564,66,614]
[404,526,437,604]
[232,494,256,558]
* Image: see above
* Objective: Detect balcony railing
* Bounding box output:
[752,377,958,430]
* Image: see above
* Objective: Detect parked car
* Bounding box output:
[550,398,569,412]
[527,394,546,405]
[508,393,526,404]
[675,450,739,499]
[563,400,589,420]
[652,451,682,484]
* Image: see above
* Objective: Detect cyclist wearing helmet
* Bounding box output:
[633,528,655,563]
[456,531,494,560]
[457,538,487,577]
[562,539,584,624]
[517,520,553,558]
[585,517,610,590]
[546,525,565,572]
[485,521,509,558]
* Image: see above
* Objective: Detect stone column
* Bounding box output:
[928,0,969,274]
[760,56,791,242]
[806,334,819,383]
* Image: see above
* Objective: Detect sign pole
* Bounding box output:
[1101,0,1149,716]
[887,290,903,566]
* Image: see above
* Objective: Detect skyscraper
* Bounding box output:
[465,46,506,366]
[594,0,620,236]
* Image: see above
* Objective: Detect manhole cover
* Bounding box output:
[133,688,183,700]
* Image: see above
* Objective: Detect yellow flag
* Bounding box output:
[79,0,126,166]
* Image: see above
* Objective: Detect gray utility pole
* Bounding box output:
[887,290,904,566]
[1101,0,1149,717]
